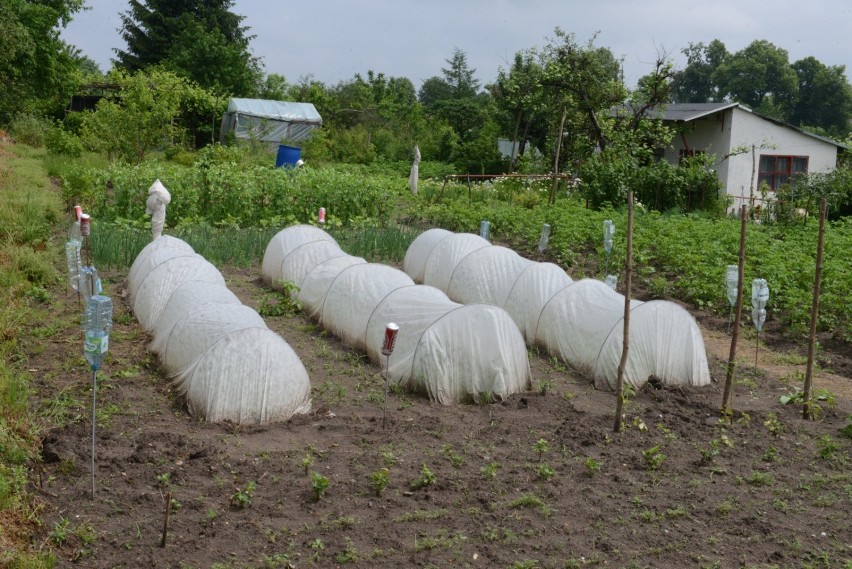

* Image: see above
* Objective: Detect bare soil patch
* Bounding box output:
[28,264,851,569]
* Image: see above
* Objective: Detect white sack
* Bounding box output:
[146,179,172,240]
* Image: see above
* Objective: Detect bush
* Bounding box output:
[45,125,83,157]
[8,114,51,147]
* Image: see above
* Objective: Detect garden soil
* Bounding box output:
[29,264,851,569]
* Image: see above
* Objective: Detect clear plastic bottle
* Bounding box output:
[79,266,102,302]
[751,278,769,332]
[538,223,551,253]
[65,240,82,291]
[605,274,618,290]
[480,220,490,241]
[725,265,738,308]
[603,220,615,254]
[83,295,112,370]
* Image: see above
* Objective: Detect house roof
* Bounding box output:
[635,102,846,150]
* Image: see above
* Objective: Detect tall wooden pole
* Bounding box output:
[549,108,567,204]
[802,198,827,420]
[722,205,748,418]
[614,192,634,432]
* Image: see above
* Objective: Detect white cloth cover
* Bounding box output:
[127,236,194,295]
[128,249,201,301]
[320,263,414,351]
[159,303,268,374]
[279,240,347,289]
[268,224,531,404]
[132,256,226,330]
[447,246,534,306]
[262,224,336,285]
[403,228,452,283]
[422,232,490,292]
[176,327,311,424]
[594,301,711,390]
[149,281,243,356]
[404,229,711,389]
[364,286,531,404]
[298,255,367,319]
[145,179,172,240]
[503,263,573,342]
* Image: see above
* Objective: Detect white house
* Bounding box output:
[656,103,845,209]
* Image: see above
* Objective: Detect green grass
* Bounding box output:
[0,141,64,567]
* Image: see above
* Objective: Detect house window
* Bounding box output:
[758,155,808,191]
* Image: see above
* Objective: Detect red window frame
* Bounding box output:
[758,155,808,191]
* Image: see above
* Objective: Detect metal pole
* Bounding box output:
[382,354,390,429]
[91,367,97,499]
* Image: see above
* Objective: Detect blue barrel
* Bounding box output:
[275,145,301,168]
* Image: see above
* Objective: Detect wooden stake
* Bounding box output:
[549,108,567,205]
[614,191,634,433]
[722,205,748,418]
[802,198,827,420]
[160,491,171,547]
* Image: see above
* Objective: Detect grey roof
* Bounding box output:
[225,98,322,124]
[621,102,846,150]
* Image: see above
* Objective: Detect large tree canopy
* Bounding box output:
[0,0,84,121]
[115,0,260,96]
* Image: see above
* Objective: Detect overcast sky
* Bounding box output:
[61,0,852,91]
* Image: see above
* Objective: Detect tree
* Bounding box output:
[670,40,728,103]
[714,40,797,118]
[441,48,480,99]
[790,57,852,137]
[0,0,85,122]
[81,68,205,163]
[115,0,260,96]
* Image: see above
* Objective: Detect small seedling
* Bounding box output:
[584,457,601,476]
[310,472,330,501]
[156,472,171,487]
[816,435,843,463]
[698,439,720,465]
[380,449,398,468]
[762,445,779,463]
[532,438,550,462]
[50,517,70,545]
[642,445,666,471]
[480,462,499,480]
[411,464,436,489]
[763,413,783,438]
[441,444,464,468]
[536,463,555,481]
[371,468,389,497]
[302,453,314,474]
[538,378,554,396]
[231,481,256,508]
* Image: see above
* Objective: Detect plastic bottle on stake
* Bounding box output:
[65,240,82,291]
[538,224,551,253]
[604,274,618,290]
[480,220,490,241]
[751,279,769,332]
[725,265,739,309]
[83,295,113,370]
[603,220,615,255]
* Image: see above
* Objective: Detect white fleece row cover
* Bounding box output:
[262,225,531,404]
[403,229,711,390]
[127,235,311,424]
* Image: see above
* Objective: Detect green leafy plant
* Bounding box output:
[302,453,314,474]
[480,462,500,480]
[532,438,550,462]
[642,445,666,471]
[259,280,303,317]
[310,472,330,501]
[536,463,555,481]
[584,457,602,477]
[411,464,436,490]
[370,469,389,497]
[231,481,257,508]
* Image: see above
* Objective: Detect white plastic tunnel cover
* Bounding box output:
[265,224,532,404]
[262,224,336,286]
[126,236,196,299]
[176,327,311,424]
[129,236,311,424]
[403,228,710,389]
[402,227,452,282]
[364,285,530,404]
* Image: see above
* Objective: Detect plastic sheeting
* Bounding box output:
[220,98,322,145]
[129,236,311,424]
[262,226,531,404]
[262,225,337,287]
[404,229,710,389]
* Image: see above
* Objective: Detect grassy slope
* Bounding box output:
[0,140,63,568]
